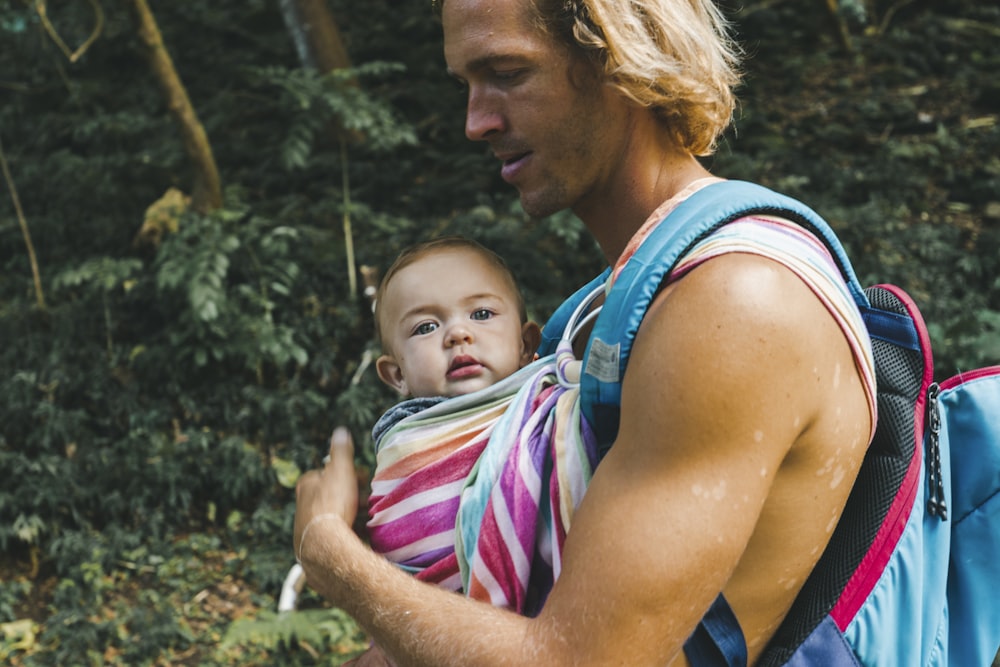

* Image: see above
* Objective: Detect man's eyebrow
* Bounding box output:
[447,53,528,79]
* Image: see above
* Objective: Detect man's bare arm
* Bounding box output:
[529,253,854,665]
[295,253,867,666]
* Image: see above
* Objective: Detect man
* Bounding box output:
[294,1,875,664]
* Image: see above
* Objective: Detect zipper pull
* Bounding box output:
[926,383,947,520]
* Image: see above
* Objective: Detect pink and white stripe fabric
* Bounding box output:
[367,343,598,614]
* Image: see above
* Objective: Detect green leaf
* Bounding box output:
[271,456,301,489]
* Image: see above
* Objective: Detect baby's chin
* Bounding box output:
[443,377,495,398]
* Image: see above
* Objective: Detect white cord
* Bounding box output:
[278,563,307,612]
[564,283,605,344]
[295,513,342,564]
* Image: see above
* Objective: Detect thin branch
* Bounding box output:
[876,0,916,36]
[733,0,793,19]
[824,0,855,53]
[33,1,73,59]
[340,139,357,299]
[33,0,105,63]
[0,135,47,310]
[72,0,105,62]
[941,17,1000,40]
[0,81,33,92]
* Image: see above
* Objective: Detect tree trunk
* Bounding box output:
[279,0,359,142]
[278,0,352,73]
[279,0,361,299]
[128,0,222,213]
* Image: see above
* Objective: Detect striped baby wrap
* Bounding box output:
[367,336,600,615]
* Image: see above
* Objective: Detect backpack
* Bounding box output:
[538,180,1000,666]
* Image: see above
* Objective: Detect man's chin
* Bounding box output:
[518,191,568,221]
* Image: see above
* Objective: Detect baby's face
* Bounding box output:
[377,248,533,398]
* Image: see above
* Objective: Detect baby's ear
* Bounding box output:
[375,354,409,396]
[519,321,542,367]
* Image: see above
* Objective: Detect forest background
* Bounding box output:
[1,0,998,665]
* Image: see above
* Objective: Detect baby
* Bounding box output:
[366,236,597,614]
[373,235,540,401]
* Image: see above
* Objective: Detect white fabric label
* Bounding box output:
[585,338,620,383]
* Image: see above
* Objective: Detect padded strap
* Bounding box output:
[683,594,748,667]
[580,180,868,449]
[860,296,922,351]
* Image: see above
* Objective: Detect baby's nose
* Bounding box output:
[445,323,474,346]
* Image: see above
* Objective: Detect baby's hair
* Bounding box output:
[374,236,528,348]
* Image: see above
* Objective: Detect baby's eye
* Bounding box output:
[470,309,494,321]
[413,322,438,335]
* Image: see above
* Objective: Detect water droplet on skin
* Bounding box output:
[830,465,846,489]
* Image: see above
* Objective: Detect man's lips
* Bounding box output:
[497,151,531,183]
[447,355,484,380]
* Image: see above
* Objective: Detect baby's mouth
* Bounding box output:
[447,355,483,379]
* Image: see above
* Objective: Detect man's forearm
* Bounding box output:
[298,514,552,667]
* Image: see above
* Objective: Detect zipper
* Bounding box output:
[925,382,947,520]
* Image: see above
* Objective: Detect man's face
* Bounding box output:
[376,248,535,398]
[442,0,631,220]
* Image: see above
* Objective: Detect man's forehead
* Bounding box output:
[442,0,538,59]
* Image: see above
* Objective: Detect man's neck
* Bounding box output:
[573,119,713,265]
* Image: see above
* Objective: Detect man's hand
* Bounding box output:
[294,427,360,563]
[343,644,397,667]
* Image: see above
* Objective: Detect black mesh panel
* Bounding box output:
[756,286,927,666]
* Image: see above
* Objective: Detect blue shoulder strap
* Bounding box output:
[579,179,869,450]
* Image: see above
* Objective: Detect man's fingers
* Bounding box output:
[327,426,357,490]
[325,426,359,521]
[328,425,355,464]
[293,428,362,562]
[343,645,394,666]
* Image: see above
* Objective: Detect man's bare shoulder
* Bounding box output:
[543,252,871,664]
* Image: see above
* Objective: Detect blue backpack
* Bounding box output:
[539,180,1000,666]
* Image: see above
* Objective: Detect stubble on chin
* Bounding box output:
[518,179,570,220]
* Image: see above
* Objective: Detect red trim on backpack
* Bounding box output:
[830,284,936,630]
[939,365,1000,391]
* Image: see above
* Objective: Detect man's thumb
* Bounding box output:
[328,426,355,464]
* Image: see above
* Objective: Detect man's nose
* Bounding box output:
[465,87,504,141]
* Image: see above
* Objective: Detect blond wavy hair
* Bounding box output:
[438,0,743,156]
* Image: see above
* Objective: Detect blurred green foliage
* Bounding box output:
[0,0,997,664]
